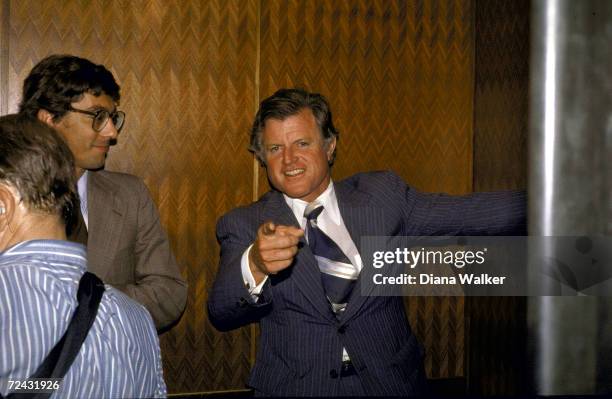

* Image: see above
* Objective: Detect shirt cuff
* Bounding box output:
[241,244,268,300]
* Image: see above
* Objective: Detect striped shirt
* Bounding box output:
[0,240,167,398]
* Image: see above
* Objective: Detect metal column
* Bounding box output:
[529,0,612,394]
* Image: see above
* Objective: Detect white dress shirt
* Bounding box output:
[241,180,362,295]
[77,170,89,229]
[240,181,362,362]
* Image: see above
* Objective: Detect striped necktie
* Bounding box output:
[304,202,359,315]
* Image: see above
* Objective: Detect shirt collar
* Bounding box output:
[77,170,89,203]
[283,180,341,227]
[0,239,88,280]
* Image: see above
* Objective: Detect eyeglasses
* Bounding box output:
[68,107,126,132]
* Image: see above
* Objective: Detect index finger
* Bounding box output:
[275,225,304,238]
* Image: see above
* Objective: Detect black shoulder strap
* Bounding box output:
[3,272,105,399]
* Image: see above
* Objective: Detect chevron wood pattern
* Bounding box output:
[258,0,475,197]
[405,296,465,379]
[473,0,529,192]
[0,0,8,114]
[470,0,529,394]
[4,0,258,393]
[0,0,530,395]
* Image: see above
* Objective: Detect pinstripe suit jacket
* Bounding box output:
[208,171,526,396]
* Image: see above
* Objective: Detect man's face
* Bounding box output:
[263,108,336,203]
[49,92,119,176]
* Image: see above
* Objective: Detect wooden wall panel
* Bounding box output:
[1,0,531,394]
[259,0,474,195]
[258,0,474,380]
[408,296,466,379]
[470,0,530,395]
[5,0,258,393]
[473,0,529,191]
[0,0,8,115]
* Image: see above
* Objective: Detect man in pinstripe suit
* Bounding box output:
[208,88,525,396]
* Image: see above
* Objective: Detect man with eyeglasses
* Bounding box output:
[18,54,187,332]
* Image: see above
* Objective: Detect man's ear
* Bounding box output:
[325,137,337,162]
[37,109,56,127]
[0,185,17,232]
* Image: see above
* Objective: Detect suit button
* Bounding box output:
[338,325,346,334]
[329,369,338,379]
[237,297,248,308]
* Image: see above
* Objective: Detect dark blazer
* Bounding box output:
[208,171,525,396]
[86,170,187,330]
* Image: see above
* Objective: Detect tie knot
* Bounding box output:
[304,202,324,221]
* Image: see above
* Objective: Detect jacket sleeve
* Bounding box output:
[381,171,527,236]
[118,180,187,331]
[207,210,272,332]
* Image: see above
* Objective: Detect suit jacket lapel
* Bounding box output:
[334,181,387,324]
[87,171,124,280]
[263,191,336,322]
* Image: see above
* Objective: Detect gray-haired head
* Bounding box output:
[0,114,77,226]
